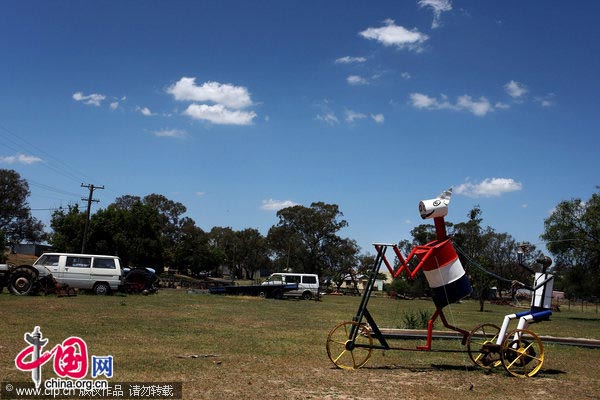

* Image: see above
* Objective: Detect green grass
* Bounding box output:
[1,290,599,399]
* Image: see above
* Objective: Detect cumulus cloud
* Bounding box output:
[454,178,522,198]
[409,92,497,116]
[261,199,298,211]
[168,76,257,126]
[456,95,493,117]
[418,0,452,29]
[183,104,256,126]
[360,19,428,52]
[347,75,368,85]
[505,80,528,99]
[335,56,367,64]
[167,77,253,109]
[0,153,43,164]
[371,113,385,123]
[73,92,106,106]
[153,129,187,138]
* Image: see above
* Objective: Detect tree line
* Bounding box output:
[1,169,598,300]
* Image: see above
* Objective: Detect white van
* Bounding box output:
[261,273,319,300]
[33,253,123,295]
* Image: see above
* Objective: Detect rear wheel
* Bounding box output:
[302,291,313,300]
[467,323,502,369]
[8,267,38,295]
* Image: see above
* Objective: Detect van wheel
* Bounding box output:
[94,283,111,296]
[9,267,38,295]
[302,291,313,300]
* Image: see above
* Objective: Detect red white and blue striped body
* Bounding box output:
[416,238,472,309]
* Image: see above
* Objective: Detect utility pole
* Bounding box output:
[81,183,104,253]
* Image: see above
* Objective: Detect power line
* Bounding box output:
[0,123,92,184]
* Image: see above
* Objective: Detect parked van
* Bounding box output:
[33,253,123,295]
[261,273,319,300]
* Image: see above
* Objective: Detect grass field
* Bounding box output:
[1,289,599,399]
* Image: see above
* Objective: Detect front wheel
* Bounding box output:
[501,329,544,378]
[326,321,373,370]
[8,267,38,295]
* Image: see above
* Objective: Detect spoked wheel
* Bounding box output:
[326,321,373,370]
[467,323,502,369]
[501,329,544,378]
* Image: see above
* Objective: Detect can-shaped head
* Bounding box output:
[419,188,452,220]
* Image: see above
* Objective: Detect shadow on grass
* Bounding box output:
[567,317,599,322]
[351,364,567,377]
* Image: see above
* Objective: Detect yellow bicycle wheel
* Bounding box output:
[501,329,545,378]
[467,323,502,369]
[326,321,373,370]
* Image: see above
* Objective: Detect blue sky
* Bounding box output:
[1,1,599,255]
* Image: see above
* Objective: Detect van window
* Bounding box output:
[286,275,301,284]
[302,275,317,284]
[66,257,91,268]
[94,258,116,269]
[268,274,284,283]
[36,255,60,266]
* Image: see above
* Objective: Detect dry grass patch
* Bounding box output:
[0,290,598,399]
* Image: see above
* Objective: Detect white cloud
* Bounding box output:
[153,129,187,138]
[0,153,43,164]
[456,95,493,117]
[410,93,440,109]
[167,77,253,109]
[534,93,556,107]
[371,113,385,123]
[73,92,106,106]
[345,110,367,123]
[347,75,368,86]
[504,80,528,98]
[261,199,298,211]
[109,102,119,110]
[418,0,452,29]
[196,192,206,197]
[335,56,367,64]
[454,178,522,198]
[138,106,155,116]
[316,112,339,125]
[184,104,256,125]
[360,19,428,52]
[401,72,412,80]
[409,92,496,116]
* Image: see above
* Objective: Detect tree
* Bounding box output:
[0,169,46,245]
[88,198,164,270]
[235,228,272,280]
[267,202,354,277]
[49,204,86,252]
[541,189,600,299]
[142,194,187,268]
